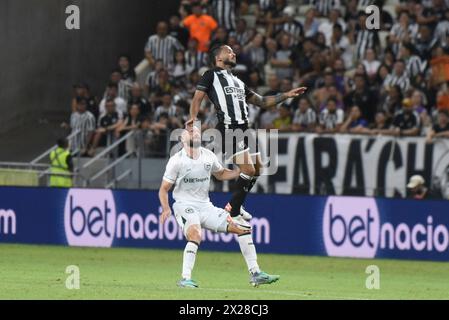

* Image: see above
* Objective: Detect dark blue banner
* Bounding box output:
[1,187,449,261]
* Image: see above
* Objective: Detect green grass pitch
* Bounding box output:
[0,244,448,300]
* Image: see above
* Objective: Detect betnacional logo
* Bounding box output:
[323,196,380,258]
[64,189,116,247]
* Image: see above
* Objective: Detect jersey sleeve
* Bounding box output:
[196,70,214,93]
[244,84,255,100]
[211,152,224,173]
[162,156,179,184]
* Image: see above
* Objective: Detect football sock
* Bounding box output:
[229,173,252,217]
[182,241,199,280]
[247,175,259,193]
[237,233,260,275]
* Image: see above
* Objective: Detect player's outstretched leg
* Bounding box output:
[178,225,201,288]
[227,223,280,287]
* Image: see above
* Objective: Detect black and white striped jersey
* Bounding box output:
[210,0,237,31]
[144,35,184,68]
[197,68,255,126]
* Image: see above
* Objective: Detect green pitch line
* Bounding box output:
[0,244,448,300]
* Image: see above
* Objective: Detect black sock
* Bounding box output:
[229,174,252,217]
[247,176,259,193]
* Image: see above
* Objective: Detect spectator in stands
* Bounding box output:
[128,83,153,118]
[272,104,292,131]
[330,23,352,69]
[116,104,143,156]
[99,83,127,116]
[303,8,320,39]
[154,93,177,121]
[118,54,136,83]
[398,43,427,83]
[153,69,173,99]
[88,98,124,157]
[260,107,280,130]
[108,69,131,101]
[362,48,381,81]
[264,74,280,96]
[317,97,344,133]
[390,99,421,137]
[71,83,99,121]
[370,110,391,135]
[414,24,438,61]
[208,0,238,31]
[265,0,289,37]
[344,74,378,123]
[292,97,317,132]
[383,60,411,93]
[381,85,403,118]
[185,38,209,72]
[244,33,266,73]
[354,12,379,62]
[66,97,96,156]
[271,33,294,79]
[340,105,369,134]
[318,9,346,47]
[172,50,192,85]
[145,59,164,94]
[145,21,184,69]
[388,11,418,56]
[229,18,253,46]
[435,8,449,47]
[169,15,190,48]
[407,175,437,200]
[209,26,228,49]
[311,0,341,17]
[280,6,303,47]
[426,110,449,142]
[182,2,218,53]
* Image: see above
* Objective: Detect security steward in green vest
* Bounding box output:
[49,138,73,188]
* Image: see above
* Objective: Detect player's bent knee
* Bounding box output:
[240,165,256,177]
[186,225,202,244]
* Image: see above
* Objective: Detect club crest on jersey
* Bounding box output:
[204,163,212,171]
[185,208,194,214]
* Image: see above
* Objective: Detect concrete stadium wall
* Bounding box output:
[0,0,177,134]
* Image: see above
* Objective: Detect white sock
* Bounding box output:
[182,241,199,280]
[237,233,260,275]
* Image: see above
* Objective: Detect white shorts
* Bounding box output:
[172,201,229,237]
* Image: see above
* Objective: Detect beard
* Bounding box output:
[224,59,237,68]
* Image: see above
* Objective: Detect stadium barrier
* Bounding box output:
[2,186,449,262]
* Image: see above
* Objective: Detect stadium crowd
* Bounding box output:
[66,0,449,158]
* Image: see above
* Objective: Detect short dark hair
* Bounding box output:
[76,97,87,105]
[327,97,338,105]
[209,45,226,66]
[107,82,118,90]
[57,138,68,148]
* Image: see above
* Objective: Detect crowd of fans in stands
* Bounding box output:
[67,0,449,157]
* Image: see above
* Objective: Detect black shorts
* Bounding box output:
[215,122,259,160]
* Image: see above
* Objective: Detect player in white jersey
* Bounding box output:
[158,126,280,288]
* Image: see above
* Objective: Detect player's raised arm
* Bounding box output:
[247,87,308,109]
[159,179,174,224]
[187,89,207,126]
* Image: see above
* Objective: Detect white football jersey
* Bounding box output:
[163,147,224,203]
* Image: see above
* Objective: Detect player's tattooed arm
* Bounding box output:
[248,87,308,109]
